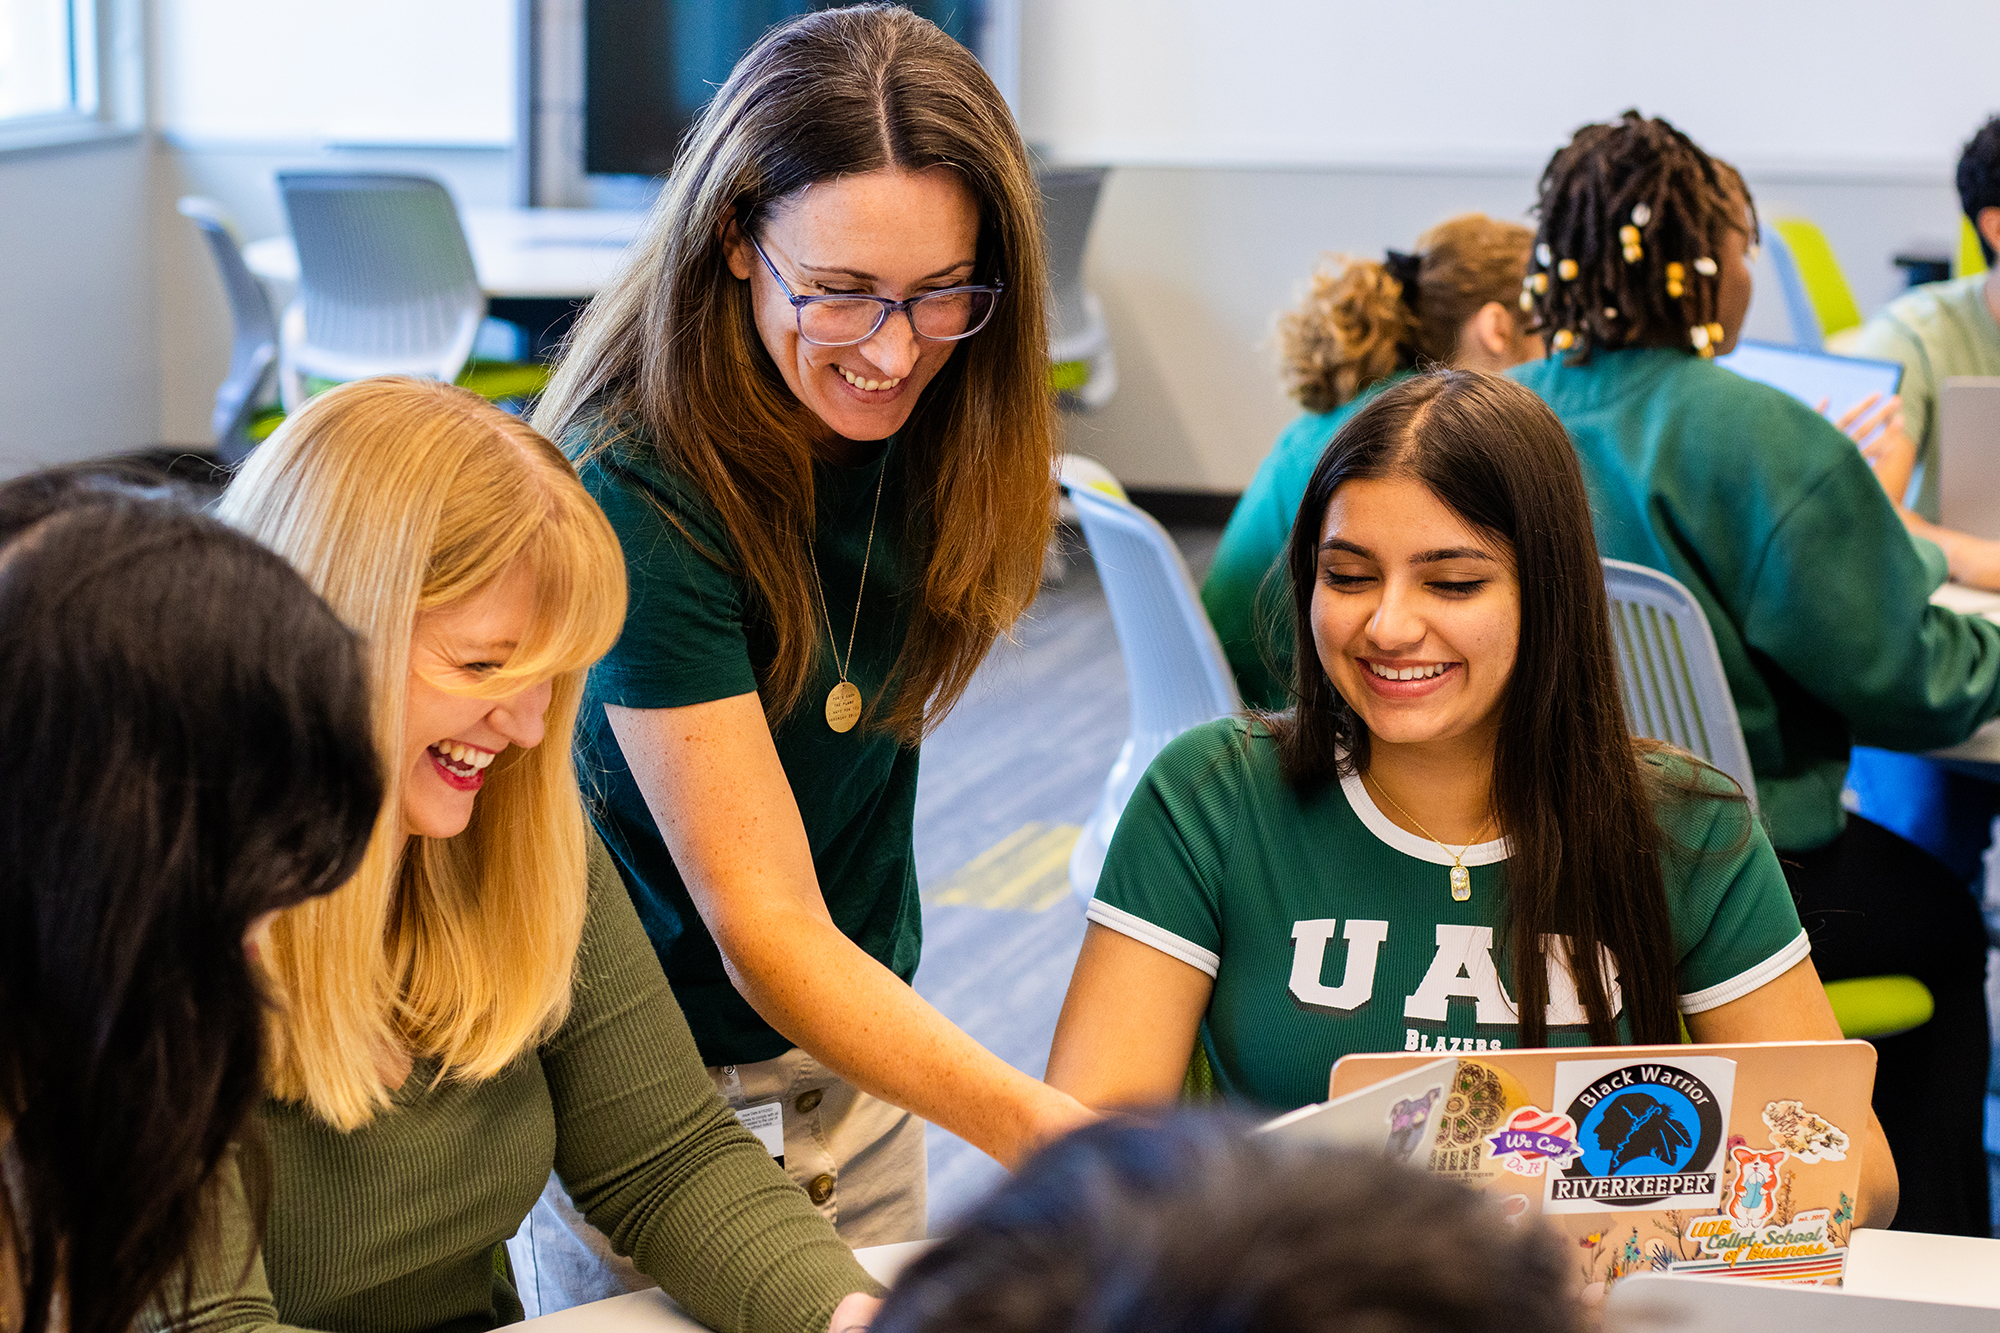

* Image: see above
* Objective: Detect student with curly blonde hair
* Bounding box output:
[155,378,881,1332]
[1205,216,1541,707]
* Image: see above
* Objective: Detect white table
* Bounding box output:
[517,1241,932,1331]
[243,206,646,299]
[1842,1228,2000,1307]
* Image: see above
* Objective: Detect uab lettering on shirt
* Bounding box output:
[1290,919,1622,1048]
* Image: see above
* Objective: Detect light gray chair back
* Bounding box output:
[1602,558,1758,812]
[1039,166,1116,407]
[1065,466,1240,899]
[275,172,484,403]
[176,196,277,463]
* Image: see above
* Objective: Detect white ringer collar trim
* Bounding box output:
[1340,770,1511,866]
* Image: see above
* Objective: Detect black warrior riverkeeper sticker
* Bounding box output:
[1542,1055,1735,1214]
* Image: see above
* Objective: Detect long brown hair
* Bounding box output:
[1270,371,1679,1048]
[1526,111,1756,364]
[1279,215,1534,413]
[534,4,1056,740]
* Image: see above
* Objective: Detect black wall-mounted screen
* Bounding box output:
[585,1,983,179]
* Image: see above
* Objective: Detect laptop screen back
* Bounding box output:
[1717,340,1903,422]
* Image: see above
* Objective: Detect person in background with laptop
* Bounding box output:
[1203,215,1542,709]
[873,1112,1586,1333]
[1506,112,1992,1236]
[1851,114,2000,532]
[1045,370,1899,1231]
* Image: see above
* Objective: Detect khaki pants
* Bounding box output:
[508,1048,927,1316]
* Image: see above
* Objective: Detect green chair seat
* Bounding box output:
[1825,974,1933,1039]
[1772,217,1864,340]
[458,358,552,402]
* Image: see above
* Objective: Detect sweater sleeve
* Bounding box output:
[543,837,880,1333]
[1739,434,2000,751]
[138,1148,321,1333]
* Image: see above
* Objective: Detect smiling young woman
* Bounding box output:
[523,3,1083,1285]
[1044,371,1897,1229]
[154,377,883,1333]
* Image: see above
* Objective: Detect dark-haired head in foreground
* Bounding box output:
[874,1112,1583,1333]
[0,470,381,1333]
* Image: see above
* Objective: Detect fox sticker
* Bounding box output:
[1723,1146,1786,1226]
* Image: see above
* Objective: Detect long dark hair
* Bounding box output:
[876,1111,1583,1333]
[0,473,380,1333]
[536,3,1057,739]
[1271,371,1677,1048]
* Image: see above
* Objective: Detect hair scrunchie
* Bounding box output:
[1383,249,1423,316]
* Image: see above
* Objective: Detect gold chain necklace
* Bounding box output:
[806,448,888,734]
[1361,771,1494,903]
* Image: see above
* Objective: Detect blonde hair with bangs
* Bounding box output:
[219,377,627,1130]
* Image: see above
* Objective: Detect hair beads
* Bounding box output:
[1527,111,1755,362]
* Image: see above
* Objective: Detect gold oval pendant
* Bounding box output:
[825,680,863,733]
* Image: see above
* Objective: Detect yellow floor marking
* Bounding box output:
[923,821,1082,913]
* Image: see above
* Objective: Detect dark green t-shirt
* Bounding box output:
[1511,346,2000,851]
[572,415,923,1066]
[1201,373,1413,711]
[1091,718,1808,1112]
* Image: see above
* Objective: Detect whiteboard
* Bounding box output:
[156,0,514,145]
[1019,0,1996,176]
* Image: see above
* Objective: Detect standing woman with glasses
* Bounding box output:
[524,3,1088,1295]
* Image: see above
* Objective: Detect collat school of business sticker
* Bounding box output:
[1543,1055,1735,1214]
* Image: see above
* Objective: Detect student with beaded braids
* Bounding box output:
[1204,216,1543,708]
[1512,109,1998,1237]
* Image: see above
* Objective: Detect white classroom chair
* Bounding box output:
[274,172,485,409]
[176,196,279,464]
[1063,459,1240,901]
[1601,557,1758,813]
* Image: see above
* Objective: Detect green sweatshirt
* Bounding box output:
[153,837,877,1332]
[1202,374,1412,710]
[1847,273,2000,523]
[1513,347,2000,851]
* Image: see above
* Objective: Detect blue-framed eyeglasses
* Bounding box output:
[746,231,1004,348]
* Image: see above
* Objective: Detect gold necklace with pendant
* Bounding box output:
[1362,771,1495,903]
[807,447,888,734]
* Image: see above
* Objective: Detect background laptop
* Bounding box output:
[1260,1055,1454,1165]
[1718,340,1904,433]
[1937,376,2000,539]
[1329,1041,1875,1292]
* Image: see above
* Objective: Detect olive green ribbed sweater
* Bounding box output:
[156,837,879,1332]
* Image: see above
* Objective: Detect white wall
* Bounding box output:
[0,136,160,473]
[150,0,517,445]
[1021,0,1992,178]
[1022,0,1989,492]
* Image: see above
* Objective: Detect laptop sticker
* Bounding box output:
[1384,1086,1443,1163]
[1543,1056,1735,1214]
[1762,1099,1849,1163]
[1429,1059,1531,1180]
[1485,1105,1583,1177]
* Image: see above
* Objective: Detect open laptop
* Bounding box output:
[1937,377,2000,539]
[1717,340,1904,434]
[1328,1041,1875,1291]
[1260,1055,1455,1164]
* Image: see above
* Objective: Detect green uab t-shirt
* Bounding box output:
[1848,273,2000,523]
[1090,718,1809,1112]
[1512,346,2000,851]
[572,414,922,1066]
[1202,373,1413,712]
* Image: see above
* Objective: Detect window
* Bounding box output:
[0,0,95,125]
